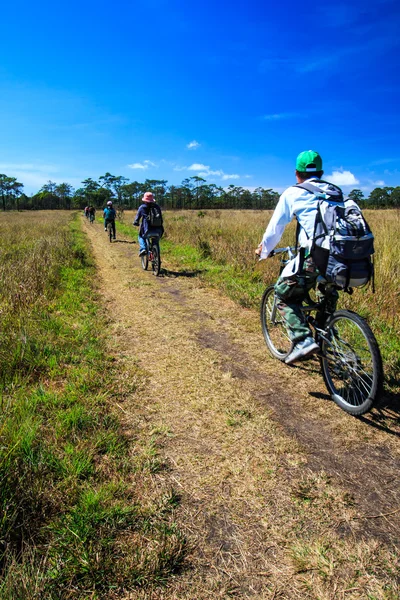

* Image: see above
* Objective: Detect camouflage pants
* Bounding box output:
[274,257,338,343]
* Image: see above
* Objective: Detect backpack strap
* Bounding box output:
[294,218,308,275]
[294,181,343,199]
[294,181,342,239]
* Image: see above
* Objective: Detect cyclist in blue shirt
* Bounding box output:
[103,200,116,239]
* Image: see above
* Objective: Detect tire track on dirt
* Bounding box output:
[156,279,400,545]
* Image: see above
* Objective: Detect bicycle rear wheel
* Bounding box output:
[321,309,383,416]
[141,251,149,270]
[151,242,161,276]
[260,285,293,360]
[107,223,113,243]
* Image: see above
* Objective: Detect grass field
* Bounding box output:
[0,212,185,599]
[1,210,399,598]
[131,208,399,394]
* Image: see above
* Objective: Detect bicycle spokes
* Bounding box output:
[321,311,382,414]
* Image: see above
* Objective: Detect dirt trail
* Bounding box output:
[83,220,400,598]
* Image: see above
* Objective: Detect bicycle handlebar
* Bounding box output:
[256,245,298,261]
[271,246,297,255]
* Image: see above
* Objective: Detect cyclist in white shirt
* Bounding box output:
[255,150,339,365]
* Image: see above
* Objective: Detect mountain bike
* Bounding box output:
[106,221,115,243]
[141,233,161,276]
[89,213,95,224]
[260,247,383,416]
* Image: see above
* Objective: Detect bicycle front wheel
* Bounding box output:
[260,285,293,360]
[151,243,161,276]
[321,310,383,416]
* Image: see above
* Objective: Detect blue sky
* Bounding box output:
[0,0,399,195]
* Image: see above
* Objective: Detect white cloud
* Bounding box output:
[128,163,147,169]
[361,179,386,192]
[208,170,220,176]
[221,173,240,180]
[188,163,209,171]
[174,163,241,181]
[327,170,359,186]
[205,169,224,176]
[187,140,200,149]
[127,159,156,170]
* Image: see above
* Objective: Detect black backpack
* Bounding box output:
[146,205,163,228]
[295,181,374,289]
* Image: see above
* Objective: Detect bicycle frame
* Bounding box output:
[271,246,337,328]
[145,233,160,256]
[141,233,161,276]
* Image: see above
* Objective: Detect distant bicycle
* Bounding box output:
[89,213,95,224]
[106,222,114,243]
[141,233,161,276]
[260,246,383,416]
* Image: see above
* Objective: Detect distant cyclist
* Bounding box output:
[88,205,96,222]
[133,192,164,256]
[103,200,116,240]
[255,150,339,365]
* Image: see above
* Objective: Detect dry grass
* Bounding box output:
[0,212,73,311]
[0,211,76,385]
[161,208,400,320]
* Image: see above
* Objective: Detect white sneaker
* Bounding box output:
[285,336,319,365]
[139,249,147,256]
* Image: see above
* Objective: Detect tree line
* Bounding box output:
[0,172,399,211]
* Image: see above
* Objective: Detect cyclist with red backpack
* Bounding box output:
[133,192,164,256]
[255,150,374,365]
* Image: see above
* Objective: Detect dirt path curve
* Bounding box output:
[83,219,399,598]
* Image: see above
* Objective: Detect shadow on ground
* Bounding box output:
[161,268,205,278]
[293,355,400,436]
[113,240,136,245]
[358,389,400,437]
[309,384,400,438]
[309,390,332,403]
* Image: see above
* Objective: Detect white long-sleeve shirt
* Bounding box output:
[259,178,339,259]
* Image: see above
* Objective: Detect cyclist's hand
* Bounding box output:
[255,244,262,257]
